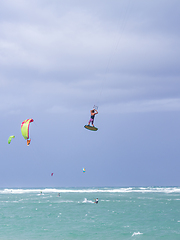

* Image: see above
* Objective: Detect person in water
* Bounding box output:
[88,109,98,127]
[95,198,98,204]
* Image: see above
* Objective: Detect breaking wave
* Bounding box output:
[0,187,180,194]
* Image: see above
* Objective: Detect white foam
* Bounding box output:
[0,187,180,194]
[132,232,143,237]
[82,198,94,203]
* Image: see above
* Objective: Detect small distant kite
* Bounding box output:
[8,135,15,144]
[51,173,54,176]
[82,168,85,173]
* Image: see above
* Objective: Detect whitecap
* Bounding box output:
[132,232,143,237]
[82,198,94,203]
[1,187,180,194]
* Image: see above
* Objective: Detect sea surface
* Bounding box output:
[0,187,180,240]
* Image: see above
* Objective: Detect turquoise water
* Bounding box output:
[0,187,180,240]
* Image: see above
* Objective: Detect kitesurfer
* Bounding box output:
[94,198,98,204]
[88,109,98,127]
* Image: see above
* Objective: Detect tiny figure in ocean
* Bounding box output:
[94,198,98,204]
[40,191,42,195]
[58,193,60,197]
[88,109,98,127]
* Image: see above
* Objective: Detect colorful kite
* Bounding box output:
[8,135,15,144]
[21,119,34,146]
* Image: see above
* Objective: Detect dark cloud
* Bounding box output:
[0,0,180,186]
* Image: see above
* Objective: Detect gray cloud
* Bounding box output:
[1,0,180,187]
[0,0,180,113]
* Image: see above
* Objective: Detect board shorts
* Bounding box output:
[88,118,94,124]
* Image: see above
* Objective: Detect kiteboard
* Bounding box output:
[84,125,98,131]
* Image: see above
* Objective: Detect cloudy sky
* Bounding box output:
[0,0,180,187]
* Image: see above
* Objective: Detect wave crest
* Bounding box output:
[0,187,180,194]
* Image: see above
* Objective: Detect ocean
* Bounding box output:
[0,187,179,240]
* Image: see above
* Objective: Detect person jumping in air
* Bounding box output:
[88,109,98,127]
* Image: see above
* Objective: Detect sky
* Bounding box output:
[0,0,180,188]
